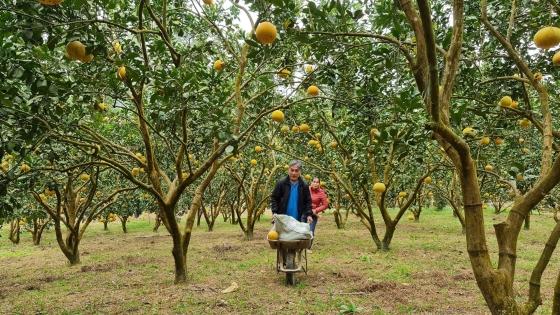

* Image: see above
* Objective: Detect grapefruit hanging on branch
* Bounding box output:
[255,22,277,44]
[533,26,560,49]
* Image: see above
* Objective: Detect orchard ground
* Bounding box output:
[1,208,558,315]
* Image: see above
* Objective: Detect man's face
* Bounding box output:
[288,165,301,182]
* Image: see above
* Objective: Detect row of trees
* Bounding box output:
[2,0,560,313]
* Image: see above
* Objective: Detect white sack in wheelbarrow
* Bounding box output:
[273,214,312,241]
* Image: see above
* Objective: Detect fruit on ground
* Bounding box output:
[499,96,512,107]
[214,60,225,71]
[255,22,277,44]
[268,230,279,240]
[373,182,386,193]
[299,124,309,132]
[278,68,290,78]
[533,27,560,49]
[66,41,86,60]
[307,85,319,96]
[271,110,284,122]
[81,173,89,181]
[480,137,490,145]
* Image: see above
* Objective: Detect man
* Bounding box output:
[271,160,313,224]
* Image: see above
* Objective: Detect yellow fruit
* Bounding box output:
[144,194,150,199]
[494,137,503,145]
[255,22,277,44]
[117,66,126,80]
[19,220,24,226]
[305,174,311,181]
[80,198,85,202]
[284,165,289,170]
[21,164,31,172]
[533,27,560,49]
[320,181,326,187]
[485,165,493,171]
[45,189,55,196]
[510,101,519,108]
[424,177,432,184]
[268,230,279,240]
[484,193,490,198]
[462,127,476,137]
[519,119,532,128]
[370,128,378,136]
[499,96,512,107]
[399,191,406,198]
[480,137,490,145]
[305,65,313,73]
[329,142,337,148]
[428,192,433,196]
[255,146,262,153]
[519,138,524,144]
[309,140,317,146]
[483,205,488,210]
[307,85,319,96]
[534,72,543,81]
[66,41,86,60]
[281,125,289,132]
[523,148,530,153]
[373,182,386,193]
[315,133,322,139]
[98,103,105,111]
[81,173,89,181]
[132,168,139,176]
[291,125,299,132]
[278,68,290,78]
[80,54,94,63]
[299,124,309,133]
[554,52,560,66]
[141,157,147,163]
[408,215,414,221]
[203,0,212,4]
[344,194,351,200]
[213,60,225,71]
[114,42,122,53]
[251,159,257,166]
[96,191,101,196]
[271,110,284,123]
[517,174,523,181]
[103,116,109,122]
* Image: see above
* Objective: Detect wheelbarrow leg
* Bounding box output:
[285,249,296,285]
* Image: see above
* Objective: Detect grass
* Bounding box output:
[1,208,559,314]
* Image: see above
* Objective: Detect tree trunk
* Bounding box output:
[524,211,531,230]
[9,220,20,244]
[121,216,128,233]
[152,213,161,232]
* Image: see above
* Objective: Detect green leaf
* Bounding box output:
[225,145,234,153]
[244,39,260,48]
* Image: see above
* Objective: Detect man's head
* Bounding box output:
[288,160,303,183]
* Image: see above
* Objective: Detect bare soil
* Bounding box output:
[0,210,557,314]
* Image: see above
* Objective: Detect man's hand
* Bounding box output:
[307,216,313,223]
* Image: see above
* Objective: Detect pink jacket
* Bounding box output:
[310,187,328,214]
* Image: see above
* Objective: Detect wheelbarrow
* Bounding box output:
[267,237,312,285]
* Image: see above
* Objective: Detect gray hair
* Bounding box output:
[289,160,303,170]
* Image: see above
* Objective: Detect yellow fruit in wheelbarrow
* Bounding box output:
[268,231,279,240]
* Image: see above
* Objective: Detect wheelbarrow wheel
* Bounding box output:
[285,249,296,285]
